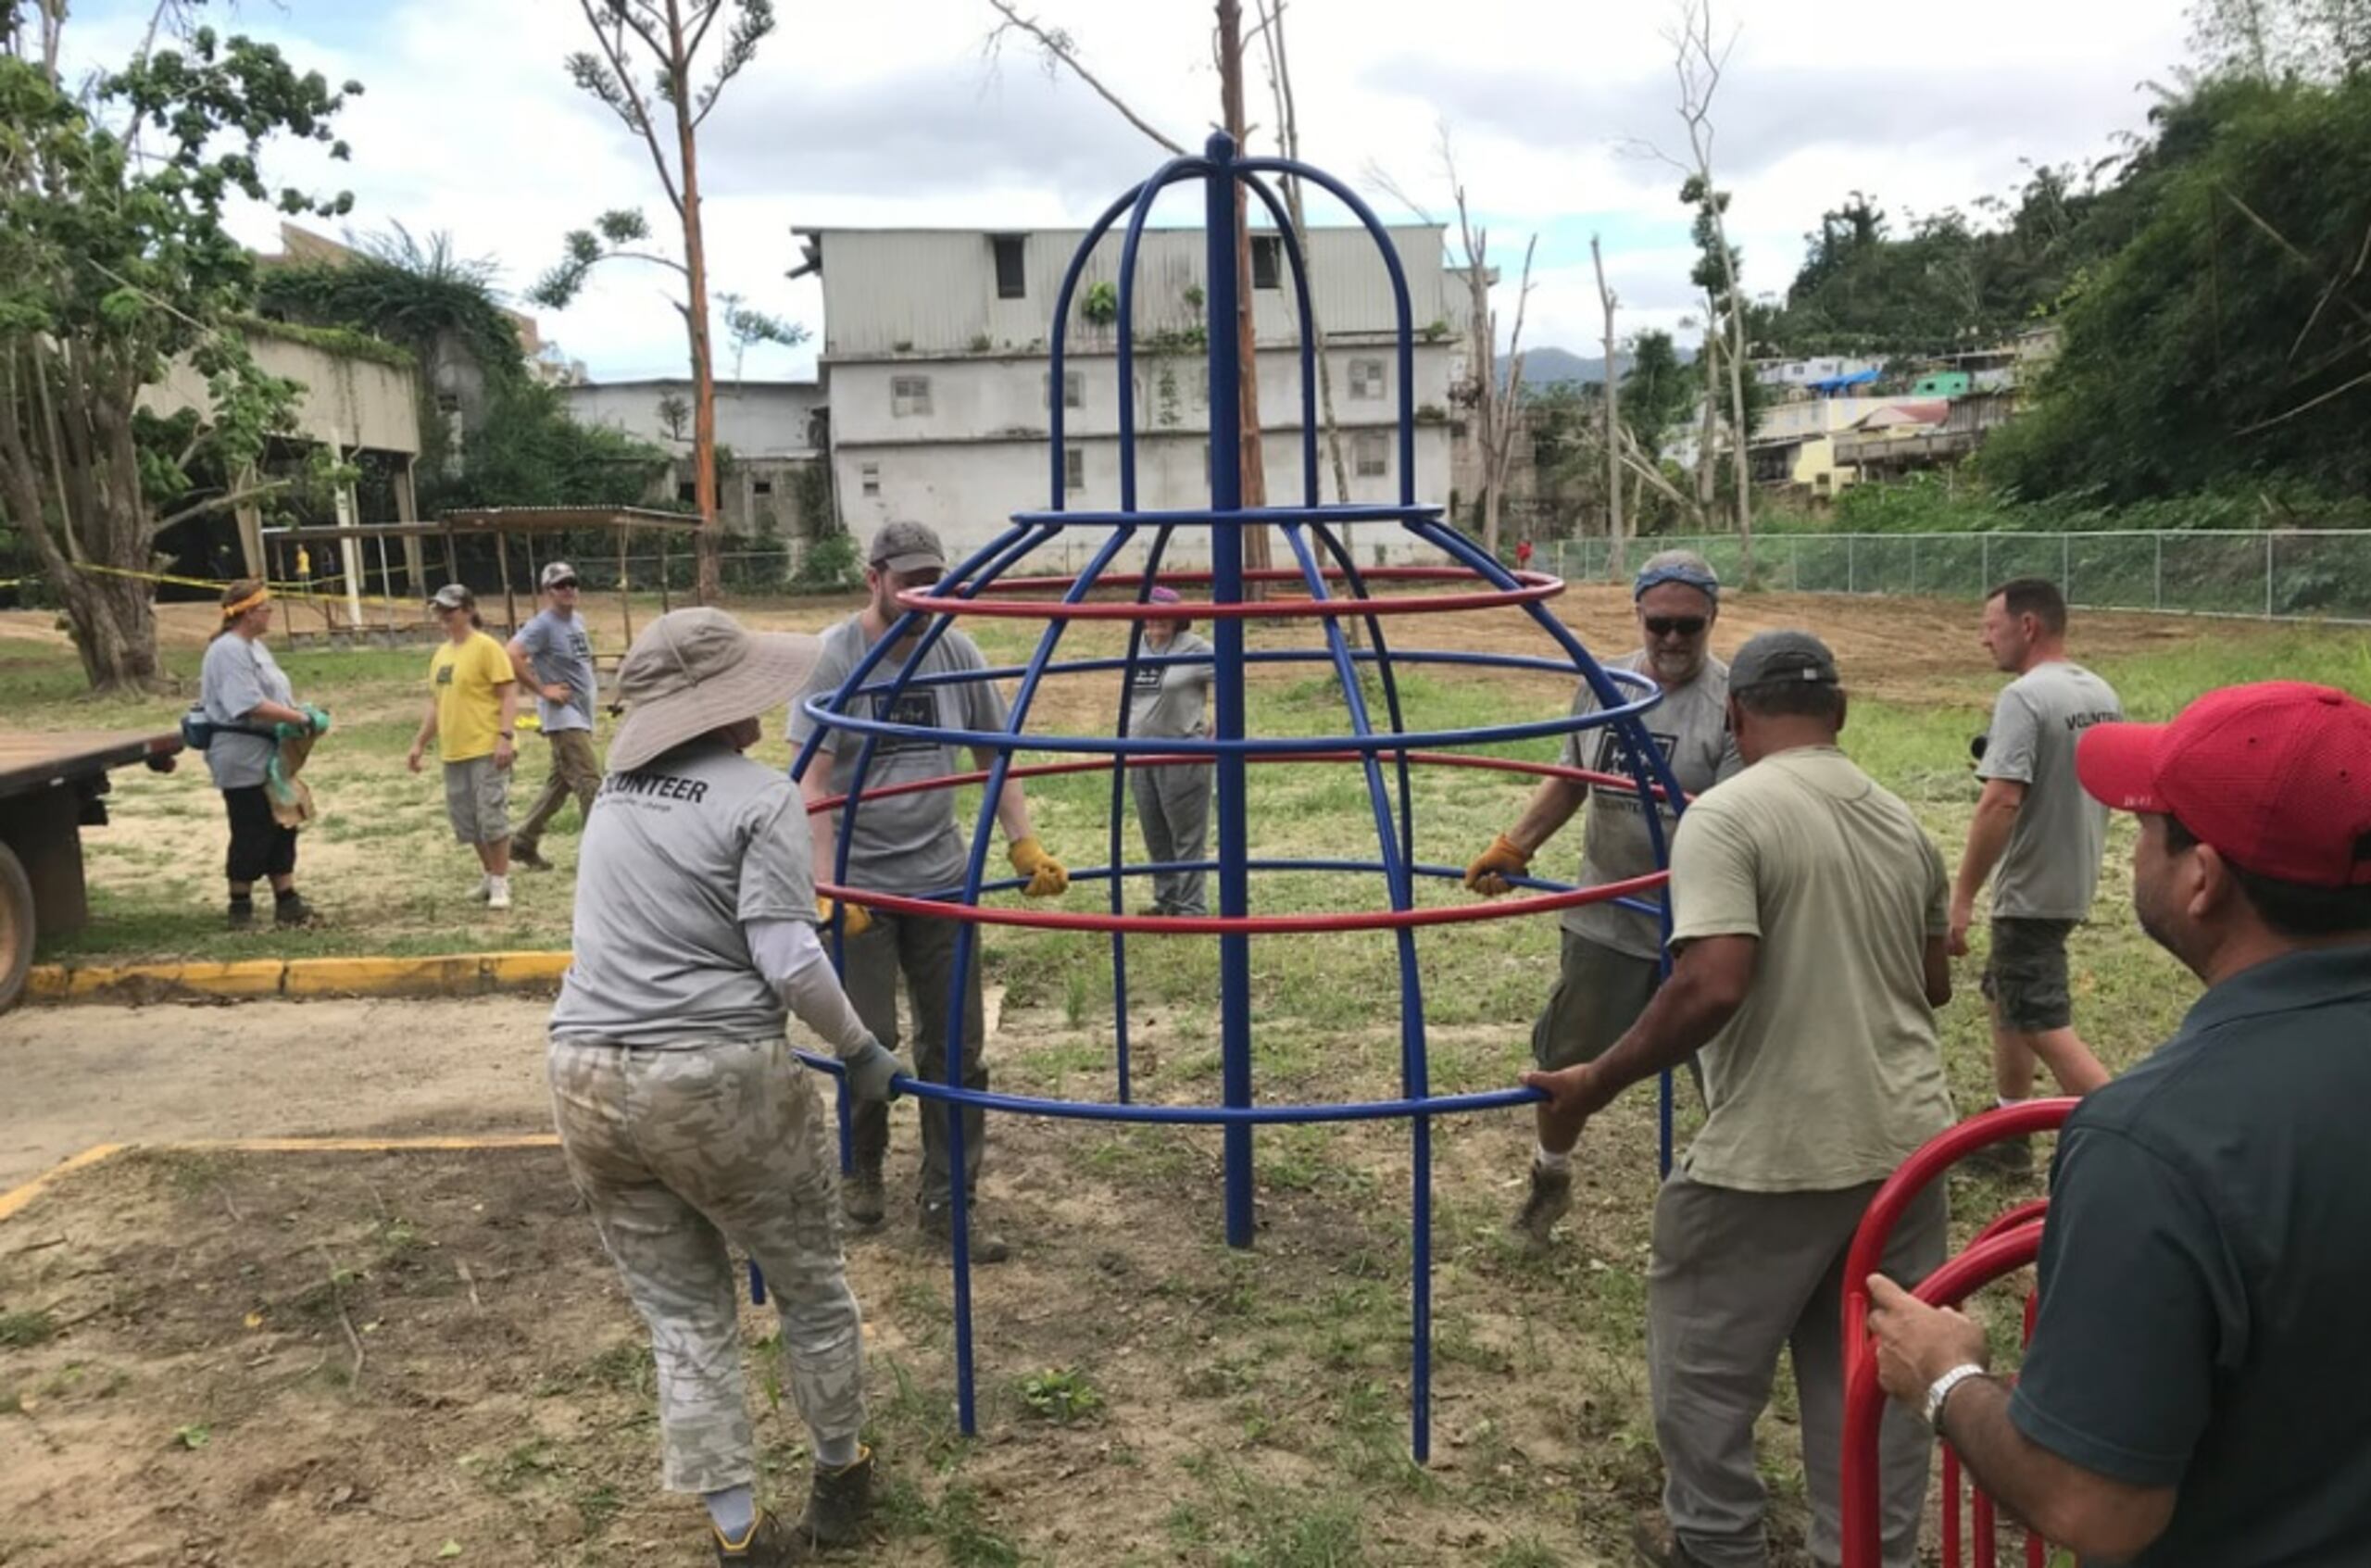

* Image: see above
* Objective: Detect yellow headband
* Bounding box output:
[222,587,270,620]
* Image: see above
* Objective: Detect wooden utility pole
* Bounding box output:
[1216,0,1273,578]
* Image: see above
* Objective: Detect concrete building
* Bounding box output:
[1752,355,1886,392]
[802,225,1471,565]
[561,376,828,541]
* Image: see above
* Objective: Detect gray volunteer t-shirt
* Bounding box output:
[789,617,1012,897]
[1560,651,1744,960]
[1978,659,2123,921]
[198,633,294,790]
[550,739,816,1047]
[1126,630,1214,740]
[516,608,597,734]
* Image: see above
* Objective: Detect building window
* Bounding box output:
[859,462,881,498]
[992,234,1027,300]
[676,481,696,503]
[1349,358,1386,401]
[1352,431,1389,478]
[1251,234,1282,290]
[1064,446,1085,492]
[891,374,932,418]
[1043,369,1084,410]
[752,479,774,496]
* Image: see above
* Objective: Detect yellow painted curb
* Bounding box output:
[0,1135,558,1224]
[20,950,574,1005]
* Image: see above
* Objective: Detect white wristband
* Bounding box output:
[1923,1362,1988,1432]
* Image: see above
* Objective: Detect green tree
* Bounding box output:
[1984,75,2371,504]
[2188,0,2371,82]
[0,13,358,690]
[1619,330,1694,458]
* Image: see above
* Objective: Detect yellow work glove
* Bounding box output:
[818,896,872,940]
[1464,833,1531,897]
[1008,835,1069,898]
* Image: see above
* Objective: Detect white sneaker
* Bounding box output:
[474,874,492,903]
[486,876,512,911]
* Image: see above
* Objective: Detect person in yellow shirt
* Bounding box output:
[408,584,521,909]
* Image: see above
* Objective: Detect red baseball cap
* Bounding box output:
[2076,682,2371,888]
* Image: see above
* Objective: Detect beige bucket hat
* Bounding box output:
[607,608,822,773]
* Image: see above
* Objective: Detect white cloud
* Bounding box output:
[59,0,2191,374]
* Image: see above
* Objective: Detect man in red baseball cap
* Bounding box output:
[1864,681,2371,1566]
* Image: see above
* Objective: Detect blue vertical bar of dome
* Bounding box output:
[1404,513,1687,1174]
[1204,132,1257,1250]
[1275,521,1436,1462]
[1104,524,1178,1105]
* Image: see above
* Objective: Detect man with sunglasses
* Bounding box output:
[1466,548,1742,1250]
[508,561,603,872]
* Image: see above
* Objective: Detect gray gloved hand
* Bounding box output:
[842,1039,909,1104]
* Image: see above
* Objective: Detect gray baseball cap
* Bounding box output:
[429,583,475,612]
[869,521,946,574]
[1729,629,1840,690]
[540,560,580,589]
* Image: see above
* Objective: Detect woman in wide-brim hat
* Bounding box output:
[546,608,909,1563]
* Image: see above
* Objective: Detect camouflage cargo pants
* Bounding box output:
[548,1035,864,1495]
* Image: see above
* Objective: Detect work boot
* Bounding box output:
[513,845,554,872]
[1631,1514,1717,1568]
[227,897,257,931]
[841,1166,885,1230]
[1511,1160,1574,1251]
[791,1447,873,1551]
[920,1199,1010,1264]
[1967,1135,2035,1178]
[272,891,315,928]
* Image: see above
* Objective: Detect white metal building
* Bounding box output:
[560,376,827,541]
[807,226,1471,566]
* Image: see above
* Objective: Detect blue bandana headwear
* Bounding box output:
[1633,561,1721,602]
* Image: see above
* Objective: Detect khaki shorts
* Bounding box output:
[1982,917,2076,1033]
[1532,930,1665,1070]
[443,755,511,845]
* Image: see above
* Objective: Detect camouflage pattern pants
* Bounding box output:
[548,1035,864,1495]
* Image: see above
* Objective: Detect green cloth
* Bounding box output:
[1665,746,1955,1192]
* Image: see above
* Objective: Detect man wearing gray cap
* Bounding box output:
[1464,548,1741,1250]
[791,521,1070,1263]
[549,607,910,1564]
[508,561,602,872]
[1524,630,1956,1568]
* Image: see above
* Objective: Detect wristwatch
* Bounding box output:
[1924,1362,1988,1432]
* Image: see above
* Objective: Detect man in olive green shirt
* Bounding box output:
[1524,631,1957,1568]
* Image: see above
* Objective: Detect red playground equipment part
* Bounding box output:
[1838,1098,2077,1568]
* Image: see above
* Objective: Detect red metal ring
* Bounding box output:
[896,566,1564,621]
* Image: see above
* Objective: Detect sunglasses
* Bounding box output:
[549,580,580,591]
[1643,616,1708,637]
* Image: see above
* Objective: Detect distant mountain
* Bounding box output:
[1499,343,1696,393]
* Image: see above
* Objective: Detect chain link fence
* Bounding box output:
[1549,531,2371,623]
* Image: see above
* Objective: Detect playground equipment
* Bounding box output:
[1839,1098,2076,1567]
[787,133,1690,1462]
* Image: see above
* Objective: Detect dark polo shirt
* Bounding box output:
[2011,945,2371,1566]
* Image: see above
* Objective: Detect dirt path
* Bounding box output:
[0,999,557,1191]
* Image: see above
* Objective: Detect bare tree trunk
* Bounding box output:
[1696,320,1718,512]
[667,14,722,605]
[1592,235,1625,578]
[1721,264,1752,564]
[1255,0,1349,508]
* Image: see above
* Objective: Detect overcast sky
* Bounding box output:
[69,0,2192,380]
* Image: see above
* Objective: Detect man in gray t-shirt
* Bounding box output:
[1952,579,2125,1162]
[508,562,603,871]
[791,521,1072,1261]
[1464,549,1743,1250]
[1125,587,1215,916]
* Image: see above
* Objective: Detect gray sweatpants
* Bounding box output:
[1648,1171,1947,1568]
[1130,760,1211,915]
[548,1035,864,1495]
[841,910,987,1209]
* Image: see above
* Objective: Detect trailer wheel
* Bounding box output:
[0,840,33,1013]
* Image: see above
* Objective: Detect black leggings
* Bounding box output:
[222,786,299,885]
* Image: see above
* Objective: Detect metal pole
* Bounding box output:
[2266,532,2276,618]
[2061,533,2071,598]
[1848,534,1856,595]
[2156,533,2164,611]
[1982,533,1991,592]
[1205,133,1257,1250]
[1909,535,1918,596]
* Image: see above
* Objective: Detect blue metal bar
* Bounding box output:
[1236,172,1320,507]
[1306,521,1417,869]
[941,523,1139,1439]
[1010,502,1443,527]
[1106,525,1182,1106]
[1408,516,1689,1175]
[1277,521,1435,1462]
[1203,131,1257,1251]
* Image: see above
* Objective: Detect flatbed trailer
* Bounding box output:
[0,729,185,1010]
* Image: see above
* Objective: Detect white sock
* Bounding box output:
[815,1433,861,1469]
[1997,1096,2028,1111]
[704,1484,757,1543]
[1534,1144,1572,1173]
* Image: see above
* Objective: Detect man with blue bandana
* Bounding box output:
[1465,548,1742,1250]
